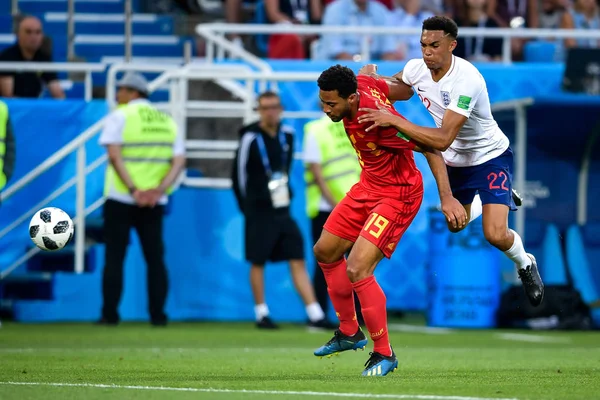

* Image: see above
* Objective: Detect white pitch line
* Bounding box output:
[0,382,519,400]
[495,333,572,344]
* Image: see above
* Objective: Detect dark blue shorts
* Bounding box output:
[446,148,517,211]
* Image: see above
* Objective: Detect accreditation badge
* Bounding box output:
[268,172,290,208]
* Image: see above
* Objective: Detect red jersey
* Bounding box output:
[343,75,423,199]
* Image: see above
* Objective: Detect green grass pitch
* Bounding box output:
[0,320,598,399]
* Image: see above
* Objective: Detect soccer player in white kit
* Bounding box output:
[356,16,544,307]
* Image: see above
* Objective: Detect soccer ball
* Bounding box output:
[29,207,74,251]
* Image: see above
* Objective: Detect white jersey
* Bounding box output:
[402,56,509,167]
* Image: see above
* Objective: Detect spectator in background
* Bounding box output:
[560,0,600,49]
[390,0,434,60]
[303,113,362,324]
[232,91,333,330]
[321,0,400,60]
[454,0,503,61]
[485,0,538,59]
[264,0,323,58]
[538,0,568,29]
[487,0,539,26]
[0,100,15,196]
[0,16,64,99]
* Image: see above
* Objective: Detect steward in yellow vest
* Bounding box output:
[98,72,185,326]
[0,100,16,196]
[304,115,361,219]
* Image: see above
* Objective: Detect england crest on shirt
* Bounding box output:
[441,91,451,107]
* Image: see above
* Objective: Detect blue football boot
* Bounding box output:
[362,348,398,376]
[314,328,368,358]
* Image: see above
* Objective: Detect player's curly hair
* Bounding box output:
[422,16,458,39]
[317,65,357,99]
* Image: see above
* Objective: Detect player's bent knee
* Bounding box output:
[313,241,339,265]
[483,224,509,247]
[345,261,371,283]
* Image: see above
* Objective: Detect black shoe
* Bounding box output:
[307,318,338,331]
[96,318,118,326]
[256,316,279,329]
[362,348,398,376]
[512,189,523,207]
[151,319,168,327]
[314,327,368,357]
[518,254,545,307]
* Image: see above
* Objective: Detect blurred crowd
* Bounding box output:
[223,0,600,61]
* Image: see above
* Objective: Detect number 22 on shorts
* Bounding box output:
[487,171,509,191]
[364,213,389,239]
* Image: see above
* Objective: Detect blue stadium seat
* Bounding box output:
[565,223,600,327]
[0,15,13,34]
[74,35,191,58]
[19,0,127,14]
[42,14,174,36]
[524,220,568,285]
[523,41,557,62]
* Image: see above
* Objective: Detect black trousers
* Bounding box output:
[311,211,363,323]
[101,199,168,324]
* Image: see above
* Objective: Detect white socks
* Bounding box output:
[254,303,269,322]
[469,194,483,222]
[306,302,325,322]
[255,302,325,322]
[504,229,531,270]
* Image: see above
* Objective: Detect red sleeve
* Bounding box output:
[375,107,416,150]
[357,75,389,98]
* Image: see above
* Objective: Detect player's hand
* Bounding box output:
[441,196,468,230]
[358,64,378,76]
[357,103,394,132]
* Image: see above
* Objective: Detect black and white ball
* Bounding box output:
[29,207,74,251]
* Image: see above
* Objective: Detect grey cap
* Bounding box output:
[116,72,148,95]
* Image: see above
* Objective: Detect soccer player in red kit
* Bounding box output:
[313,65,466,376]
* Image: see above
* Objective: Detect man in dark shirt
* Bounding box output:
[0,16,64,99]
[232,91,334,330]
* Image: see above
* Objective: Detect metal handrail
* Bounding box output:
[0,62,106,101]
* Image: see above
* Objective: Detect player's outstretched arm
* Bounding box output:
[357,64,414,102]
[414,145,467,229]
[358,105,467,152]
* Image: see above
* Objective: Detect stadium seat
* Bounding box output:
[565,223,600,327]
[523,41,557,62]
[42,13,175,36]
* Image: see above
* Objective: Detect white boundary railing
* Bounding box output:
[196,23,600,64]
[0,62,105,101]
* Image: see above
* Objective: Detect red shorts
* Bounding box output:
[323,184,423,258]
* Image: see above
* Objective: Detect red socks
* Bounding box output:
[319,259,359,336]
[352,275,392,357]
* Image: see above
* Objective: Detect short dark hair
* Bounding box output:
[422,16,458,39]
[317,65,357,99]
[257,90,280,104]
